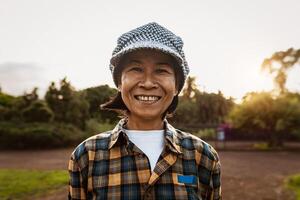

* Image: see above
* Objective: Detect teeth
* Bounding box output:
[136,95,159,101]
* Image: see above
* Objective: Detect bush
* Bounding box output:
[22,101,54,122]
[229,92,300,147]
[193,128,216,140]
[0,92,15,107]
[85,118,115,137]
[0,122,86,149]
[285,174,300,200]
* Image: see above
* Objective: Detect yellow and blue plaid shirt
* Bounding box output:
[68,119,222,200]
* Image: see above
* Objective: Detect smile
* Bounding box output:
[134,95,161,102]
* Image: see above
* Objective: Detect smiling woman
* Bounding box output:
[68,22,222,200]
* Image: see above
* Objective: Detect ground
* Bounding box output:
[1,147,300,200]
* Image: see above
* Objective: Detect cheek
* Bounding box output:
[120,76,130,89]
[119,74,137,94]
[162,77,177,95]
[171,76,179,95]
[119,74,129,90]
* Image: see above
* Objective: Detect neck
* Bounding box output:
[126,116,164,130]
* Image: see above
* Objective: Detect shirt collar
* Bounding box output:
[108,118,182,154]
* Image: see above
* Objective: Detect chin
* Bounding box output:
[134,111,163,121]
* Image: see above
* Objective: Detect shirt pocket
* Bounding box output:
[173,173,198,186]
[172,173,200,200]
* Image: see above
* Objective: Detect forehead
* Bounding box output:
[121,49,175,64]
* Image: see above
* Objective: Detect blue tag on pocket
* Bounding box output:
[177,175,197,184]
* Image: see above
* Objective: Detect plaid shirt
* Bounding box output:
[68,119,221,200]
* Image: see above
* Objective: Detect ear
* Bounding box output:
[174,89,178,96]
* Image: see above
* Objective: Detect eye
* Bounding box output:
[156,68,171,74]
[128,66,143,72]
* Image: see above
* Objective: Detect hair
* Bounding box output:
[101,50,184,119]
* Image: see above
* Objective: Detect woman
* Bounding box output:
[68,22,221,200]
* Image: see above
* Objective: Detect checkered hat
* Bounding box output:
[110,22,189,92]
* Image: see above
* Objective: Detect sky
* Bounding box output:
[0,0,300,101]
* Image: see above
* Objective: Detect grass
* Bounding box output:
[253,142,270,150]
[0,169,68,200]
[285,173,300,200]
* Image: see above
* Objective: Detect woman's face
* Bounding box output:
[119,49,178,124]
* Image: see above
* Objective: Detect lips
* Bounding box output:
[134,95,161,102]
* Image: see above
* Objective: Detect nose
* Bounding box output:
[138,74,158,89]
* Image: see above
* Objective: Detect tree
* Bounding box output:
[182,76,197,99]
[173,97,198,126]
[229,92,300,147]
[195,90,234,124]
[0,92,15,121]
[0,88,40,121]
[65,91,90,129]
[45,77,89,129]
[45,81,62,119]
[45,78,76,122]
[262,48,300,94]
[22,100,54,122]
[84,85,118,123]
[14,87,40,112]
[171,76,235,129]
[0,91,15,107]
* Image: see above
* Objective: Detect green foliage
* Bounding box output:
[85,118,115,137]
[0,89,41,121]
[22,100,54,122]
[229,92,300,147]
[45,78,90,129]
[65,91,90,129]
[0,105,10,121]
[181,76,197,99]
[17,88,40,112]
[285,174,300,200]
[174,98,198,125]
[23,87,39,104]
[0,80,120,149]
[0,169,68,200]
[5,74,300,150]
[0,92,15,107]
[172,78,235,128]
[0,122,85,149]
[45,81,61,116]
[195,90,234,124]
[193,128,216,140]
[253,142,270,150]
[84,85,118,123]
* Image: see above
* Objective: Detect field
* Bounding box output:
[1,146,300,200]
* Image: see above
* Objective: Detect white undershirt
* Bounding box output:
[125,129,164,171]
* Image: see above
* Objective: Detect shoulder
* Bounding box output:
[70,130,113,162]
[175,129,219,162]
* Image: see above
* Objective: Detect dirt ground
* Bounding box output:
[1,147,300,200]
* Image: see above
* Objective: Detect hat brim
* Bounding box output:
[110,40,184,69]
